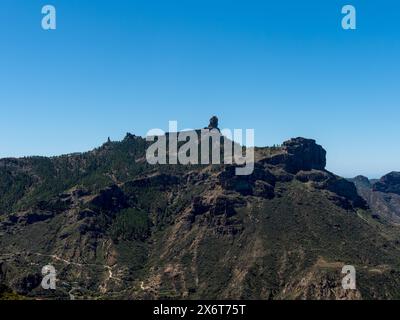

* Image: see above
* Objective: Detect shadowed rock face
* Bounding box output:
[263,137,327,174]
[373,172,400,195]
[282,137,327,172]
[350,173,400,223]
[352,175,372,188]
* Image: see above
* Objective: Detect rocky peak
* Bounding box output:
[373,172,400,195]
[351,175,371,188]
[205,116,220,131]
[264,137,326,173]
[283,137,326,170]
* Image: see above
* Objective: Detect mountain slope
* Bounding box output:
[1,132,400,299]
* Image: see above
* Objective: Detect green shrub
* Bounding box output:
[110,208,151,241]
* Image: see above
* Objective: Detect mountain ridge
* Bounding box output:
[350,172,400,224]
[1,128,400,300]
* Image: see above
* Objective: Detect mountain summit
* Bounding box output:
[373,172,400,195]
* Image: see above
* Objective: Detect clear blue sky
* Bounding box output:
[0,0,399,178]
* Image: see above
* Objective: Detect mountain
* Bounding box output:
[350,173,400,224]
[1,126,400,300]
[374,172,400,195]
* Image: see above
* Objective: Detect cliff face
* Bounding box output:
[351,172,400,224]
[282,137,327,172]
[373,172,400,195]
[262,137,326,173]
[1,134,400,300]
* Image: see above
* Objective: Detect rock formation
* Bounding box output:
[205,116,220,131]
[373,172,400,195]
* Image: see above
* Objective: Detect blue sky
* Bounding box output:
[0,0,399,178]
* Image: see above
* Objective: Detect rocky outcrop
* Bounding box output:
[126,174,180,189]
[90,185,128,213]
[253,180,275,198]
[282,137,326,172]
[324,177,367,209]
[191,196,211,216]
[294,170,366,209]
[218,164,276,198]
[295,170,331,183]
[264,138,326,174]
[352,175,371,188]
[204,115,220,131]
[373,172,400,195]
[351,173,400,223]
